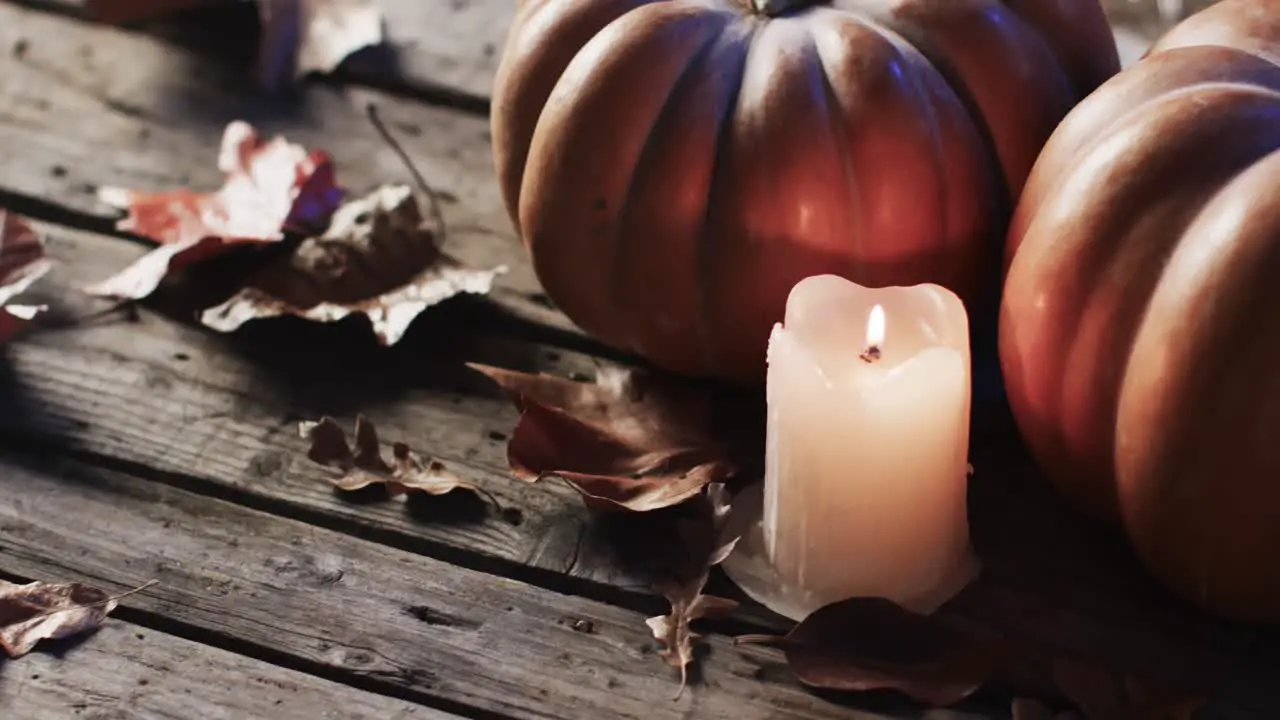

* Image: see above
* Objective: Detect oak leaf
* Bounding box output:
[300,415,496,505]
[88,120,343,300]
[468,364,746,513]
[0,580,119,658]
[201,184,504,344]
[0,211,53,341]
[646,571,738,699]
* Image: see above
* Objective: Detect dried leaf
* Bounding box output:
[646,571,738,698]
[468,363,743,513]
[88,120,343,300]
[0,211,54,340]
[736,594,1007,707]
[200,184,504,344]
[258,0,384,91]
[300,415,496,505]
[0,580,119,657]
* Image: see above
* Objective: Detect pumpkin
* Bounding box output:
[492,0,1119,382]
[1001,0,1280,624]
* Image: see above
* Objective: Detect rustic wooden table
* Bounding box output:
[0,2,1274,719]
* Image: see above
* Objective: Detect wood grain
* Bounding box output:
[0,620,455,719]
[0,2,572,336]
[3,219,681,616]
[7,221,1280,718]
[0,450,927,720]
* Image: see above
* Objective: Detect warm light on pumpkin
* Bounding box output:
[490,0,1121,382]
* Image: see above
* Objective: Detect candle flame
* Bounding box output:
[866,304,885,349]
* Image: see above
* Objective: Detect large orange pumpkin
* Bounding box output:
[492,0,1119,382]
[1002,0,1280,623]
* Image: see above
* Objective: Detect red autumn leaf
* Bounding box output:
[87,120,343,300]
[300,415,497,505]
[0,580,127,658]
[468,363,745,513]
[200,184,504,344]
[0,210,54,341]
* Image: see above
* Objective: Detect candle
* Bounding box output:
[761,274,977,616]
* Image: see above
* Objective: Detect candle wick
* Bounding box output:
[859,345,881,363]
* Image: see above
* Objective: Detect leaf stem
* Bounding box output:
[365,103,449,243]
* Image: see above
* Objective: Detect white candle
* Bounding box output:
[762,274,977,615]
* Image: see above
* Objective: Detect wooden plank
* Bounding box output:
[0,2,574,336]
[11,219,1280,718]
[0,620,456,719]
[7,219,681,613]
[0,450,923,720]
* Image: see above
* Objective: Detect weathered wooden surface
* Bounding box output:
[0,450,947,720]
[0,620,456,719]
[0,0,1272,718]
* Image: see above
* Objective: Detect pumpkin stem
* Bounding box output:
[750,0,809,16]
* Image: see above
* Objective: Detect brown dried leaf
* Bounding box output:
[646,570,738,699]
[300,415,496,505]
[737,594,1007,707]
[201,184,503,344]
[468,363,741,513]
[0,580,119,658]
[0,211,53,341]
[258,0,384,91]
[88,120,343,300]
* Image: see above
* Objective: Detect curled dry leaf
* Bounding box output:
[646,570,738,699]
[468,363,744,513]
[642,483,742,697]
[300,415,497,505]
[201,184,504,344]
[88,120,343,300]
[258,0,385,91]
[0,580,121,657]
[736,593,1007,707]
[0,211,54,341]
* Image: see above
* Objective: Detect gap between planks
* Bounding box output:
[6,219,790,631]
[0,601,460,720]
[0,451,932,720]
